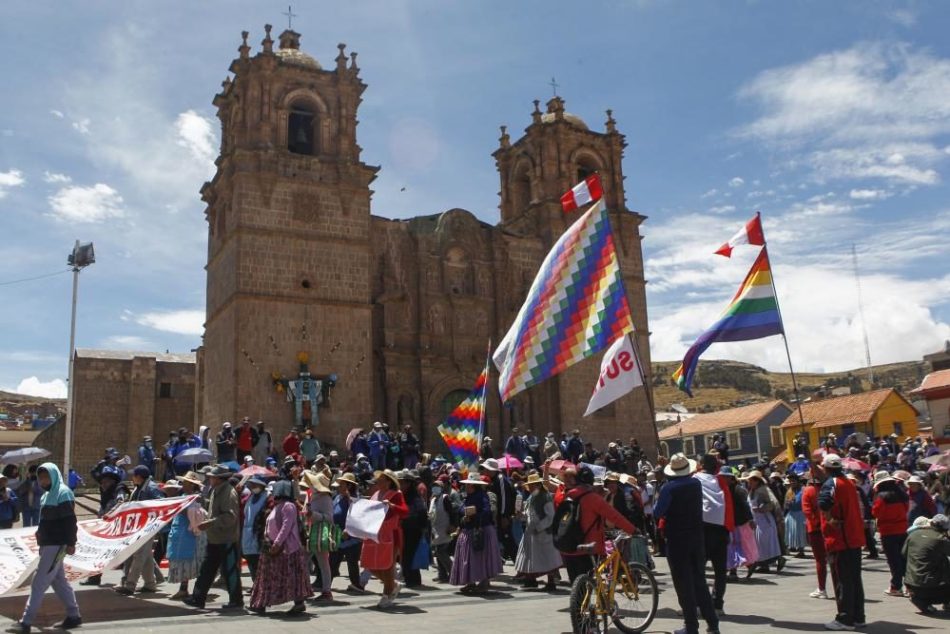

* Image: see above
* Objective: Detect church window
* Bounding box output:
[442,389,470,420]
[288,103,316,155]
[301,279,312,289]
[159,382,172,399]
[511,163,532,212]
[576,160,598,185]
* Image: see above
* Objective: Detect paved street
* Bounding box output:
[1,551,947,633]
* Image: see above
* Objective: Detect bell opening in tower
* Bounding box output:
[288,103,316,155]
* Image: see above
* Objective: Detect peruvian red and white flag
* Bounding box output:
[584,334,643,417]
[715,212,765,257]
[560,173,603,213]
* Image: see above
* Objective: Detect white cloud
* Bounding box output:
[71,118,91,135]
[175,110,217,164]
[651,266,950,373]
[729,177,745,188]
[888,9,917,28]
[708,205,736,214]
[48,183,125,223]
[0,169,25,199]
[49,109,64,119]
[134,309,204,336]
[10,376,67,399]
[101,335,156,350]
[700,188,718,199]
[43,171,72,184]
[849,188,891,201]
[737,43,950,186]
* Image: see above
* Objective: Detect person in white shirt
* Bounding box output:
[694,454,730,614]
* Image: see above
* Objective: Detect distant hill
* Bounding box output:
[0,390,66,423]
[650,359,928,419]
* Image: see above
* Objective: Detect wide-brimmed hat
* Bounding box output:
[523,473,544,487]
[245,477,267,489]
[604,472,621,483]
[300,471,331,493]
[335,472,359,488]
[180,471,203,486]
[396,469,412,481]
[460,477,489,486]
[892,470,911,482]
[480,458,500,472]
[373,469,400,489]
[206,465,231,478]
[163,479,182,491]
[907,475,924,485]
[740,470,767,484]
[664,452,696,477]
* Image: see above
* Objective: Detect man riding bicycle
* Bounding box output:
[559,466,637,582]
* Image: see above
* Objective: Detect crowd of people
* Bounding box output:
[1,423,949,634]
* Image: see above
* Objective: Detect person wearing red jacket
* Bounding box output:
[801,472,829,599]
[559,466,636,583]
[818,454,866,631]
[360,469,409,608]
[282,429,301,459]
[870,472,910,597]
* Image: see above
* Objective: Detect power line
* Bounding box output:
[0,269,71,287]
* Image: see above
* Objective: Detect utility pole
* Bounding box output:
[64,240,95,476]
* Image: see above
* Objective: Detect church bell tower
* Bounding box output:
[197,25,378,442]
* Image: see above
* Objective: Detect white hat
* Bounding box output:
[480,458,500,472]
[821,454,842,469]
[907,475,924,485]
[373,421,383,428]
[664,453,696,478]
[222,421,232,428]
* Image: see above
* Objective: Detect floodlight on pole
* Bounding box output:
[64,240,94,477]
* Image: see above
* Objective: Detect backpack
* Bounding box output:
[552,491,592,552]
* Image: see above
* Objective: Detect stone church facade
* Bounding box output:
[196,26,656,454]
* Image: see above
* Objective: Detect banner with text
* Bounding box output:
[0,495,197,596]
[584,334,644,416]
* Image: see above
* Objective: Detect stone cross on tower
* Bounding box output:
[549,77,560,97]
[283,5,297,29]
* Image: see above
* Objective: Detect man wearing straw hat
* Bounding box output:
[654,453,719,634]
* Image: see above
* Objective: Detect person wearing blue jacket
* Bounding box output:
[329,472,365,591]
[7,463,82,634]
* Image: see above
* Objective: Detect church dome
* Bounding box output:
[275,47,322,69]
[540,111,588,130]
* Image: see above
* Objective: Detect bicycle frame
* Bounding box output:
[587,543,639,616]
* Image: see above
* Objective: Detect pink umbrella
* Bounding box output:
[841,457,871,471]
[928,462,948,473]
[238,465,275,477]
[497,454,524,470]
[923,450,950,467]
[345,427,364,452]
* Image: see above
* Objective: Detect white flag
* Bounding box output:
[584,335,643,416]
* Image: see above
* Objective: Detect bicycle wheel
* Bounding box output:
[569,574,608,634]
[611,561,659,633]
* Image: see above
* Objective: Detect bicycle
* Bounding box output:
[569,531,658,634]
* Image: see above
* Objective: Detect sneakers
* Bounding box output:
[391,581,403,599]
[377,593,394,609]
[824,621,855,631]
[345,584,366,593]
[884,587,905,597]
[60,616,82,629]
[137,586,158,593]
[316,592,333,602]
[113,586,134,596]
[810,589,828,599]
[182,596,206,609]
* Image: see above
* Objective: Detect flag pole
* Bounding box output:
[477,339,491,460]
[758,213,808,441]
[598,176,658,451]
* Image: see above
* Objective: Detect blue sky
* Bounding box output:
[1,0,949,398]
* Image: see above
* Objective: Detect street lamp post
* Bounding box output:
[64,240,95,477]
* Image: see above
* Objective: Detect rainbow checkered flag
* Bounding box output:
[493,198,634,401]
[438,348,490,469]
